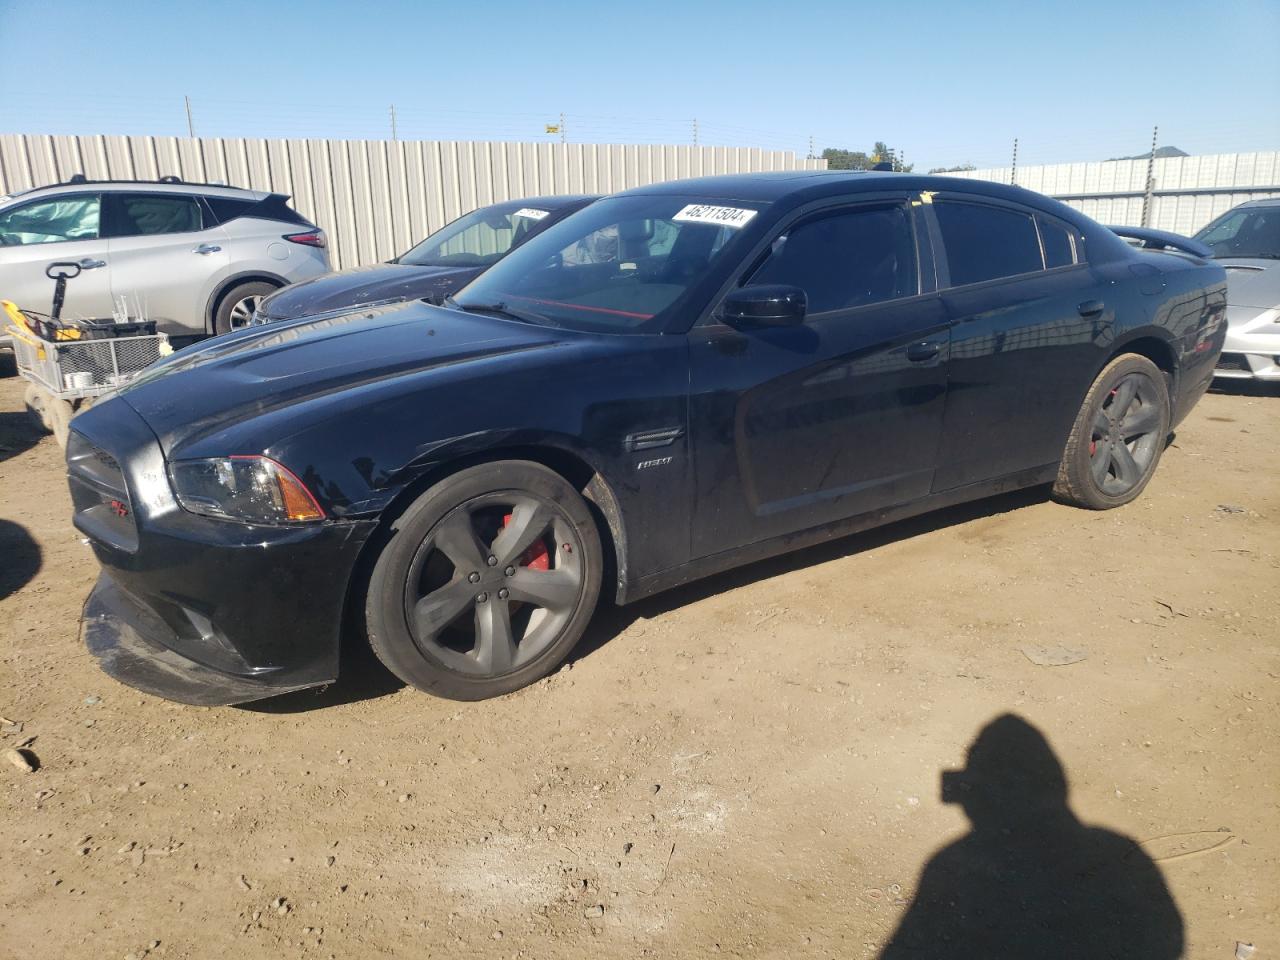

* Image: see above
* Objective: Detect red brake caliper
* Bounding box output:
[502,513,550,571]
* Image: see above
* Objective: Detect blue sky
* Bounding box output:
[2,0,1277,171]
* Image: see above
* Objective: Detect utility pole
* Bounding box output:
[807,134,814,159]
[1010,138,1018,186]
[693,118,699,147]
[390,105,398,141]
[1141,124,1159,227]
[184,95,195,138]
[559,112,566,145]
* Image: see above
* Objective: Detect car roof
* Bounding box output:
[487,194,599,210]
[3,180,272,202]
[617,169,1059,207]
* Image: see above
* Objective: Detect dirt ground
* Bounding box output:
[0,357,1276,960]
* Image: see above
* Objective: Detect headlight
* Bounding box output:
[169,456,324,524]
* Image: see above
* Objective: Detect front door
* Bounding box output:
[688,199,951,559]
[0,192,115,320]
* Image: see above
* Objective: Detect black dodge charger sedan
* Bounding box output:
[68,171,1227,705]
[252,194,597,324]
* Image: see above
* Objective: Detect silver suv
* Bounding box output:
[0,177,330,337]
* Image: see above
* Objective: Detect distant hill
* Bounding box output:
[1107,146,1189,161]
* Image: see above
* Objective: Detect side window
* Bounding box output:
[747,204,916,313]
[110,193,204,237]
[0,195,100,245]
[203,196,257,224]
[1038,217,1076,268]
[934,201,1043,286]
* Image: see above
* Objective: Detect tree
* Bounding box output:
[821,142,914,172]
[928,163,978,174]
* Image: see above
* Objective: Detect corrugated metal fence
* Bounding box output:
[0,134,826,270]
[949,152,1280,235]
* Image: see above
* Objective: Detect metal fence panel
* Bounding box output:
[0,133,826,269]
[951,151,1280,233]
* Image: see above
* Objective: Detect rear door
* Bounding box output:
[924,196,1099,490]
[688,195,951,558]
[0,193,114,320]
[104,191,229,332]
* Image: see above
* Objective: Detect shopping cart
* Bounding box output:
[4,261,171,446]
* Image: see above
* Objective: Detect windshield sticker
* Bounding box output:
[673,204,757,229]
[512,207,549,221]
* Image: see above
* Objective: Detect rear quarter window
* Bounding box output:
[934,200,1044,286]
[203,196,258,224]
[1038,217,1076,268]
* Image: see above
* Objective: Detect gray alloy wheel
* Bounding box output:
[213,281,278,335]
[1087,371,1164,497]
[1053,353,1171,510]
[227,294,263,330]
[365,461,603,700]
[403,493,585,676]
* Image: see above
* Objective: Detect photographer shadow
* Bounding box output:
[880,715,1184,959]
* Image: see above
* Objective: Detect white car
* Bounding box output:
[0,177,330,338]
[1194,198,1280,382]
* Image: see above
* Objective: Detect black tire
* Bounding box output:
[365,461,603,700]
[213,281,277,335]
[1053,354,1171,510]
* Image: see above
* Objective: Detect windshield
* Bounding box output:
[451,195,760,333]
[1194,206,1280,260]
[397,203,555,268]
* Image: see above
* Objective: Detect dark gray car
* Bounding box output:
[254,195,597,324]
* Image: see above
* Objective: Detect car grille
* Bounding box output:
[1215,353,1253,374]
[66,431,138,551]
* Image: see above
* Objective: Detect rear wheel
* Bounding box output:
[213,281,276,335]
[365,461,603,700]
[1053,354,1171,509]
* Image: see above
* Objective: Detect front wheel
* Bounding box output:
[365,461,603,700]
[1053,354,1171,510]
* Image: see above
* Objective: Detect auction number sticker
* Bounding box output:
[512,207,549,220]
[672,204,757,229]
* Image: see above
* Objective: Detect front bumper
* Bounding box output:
[1214,306,1280,380]
[83,575,327,706]
[69,397,378,706]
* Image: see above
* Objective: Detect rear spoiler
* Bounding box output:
[1108,225,1212,259]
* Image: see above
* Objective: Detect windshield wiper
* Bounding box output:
[443,296,558,327]
[1212,253,1280,260]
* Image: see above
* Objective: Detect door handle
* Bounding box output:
[194,243,222,255]
[1077,299,1105,318]
[906,341,941,362]
[76,258,106,269]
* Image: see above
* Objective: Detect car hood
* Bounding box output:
[257,262,482,319]
[119,302,564,454]
[1216,258,1280,309]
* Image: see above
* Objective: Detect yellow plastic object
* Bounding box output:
[2,299,83,341]
[2,299,30,332]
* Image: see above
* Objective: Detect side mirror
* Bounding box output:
[721,284,807,327]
